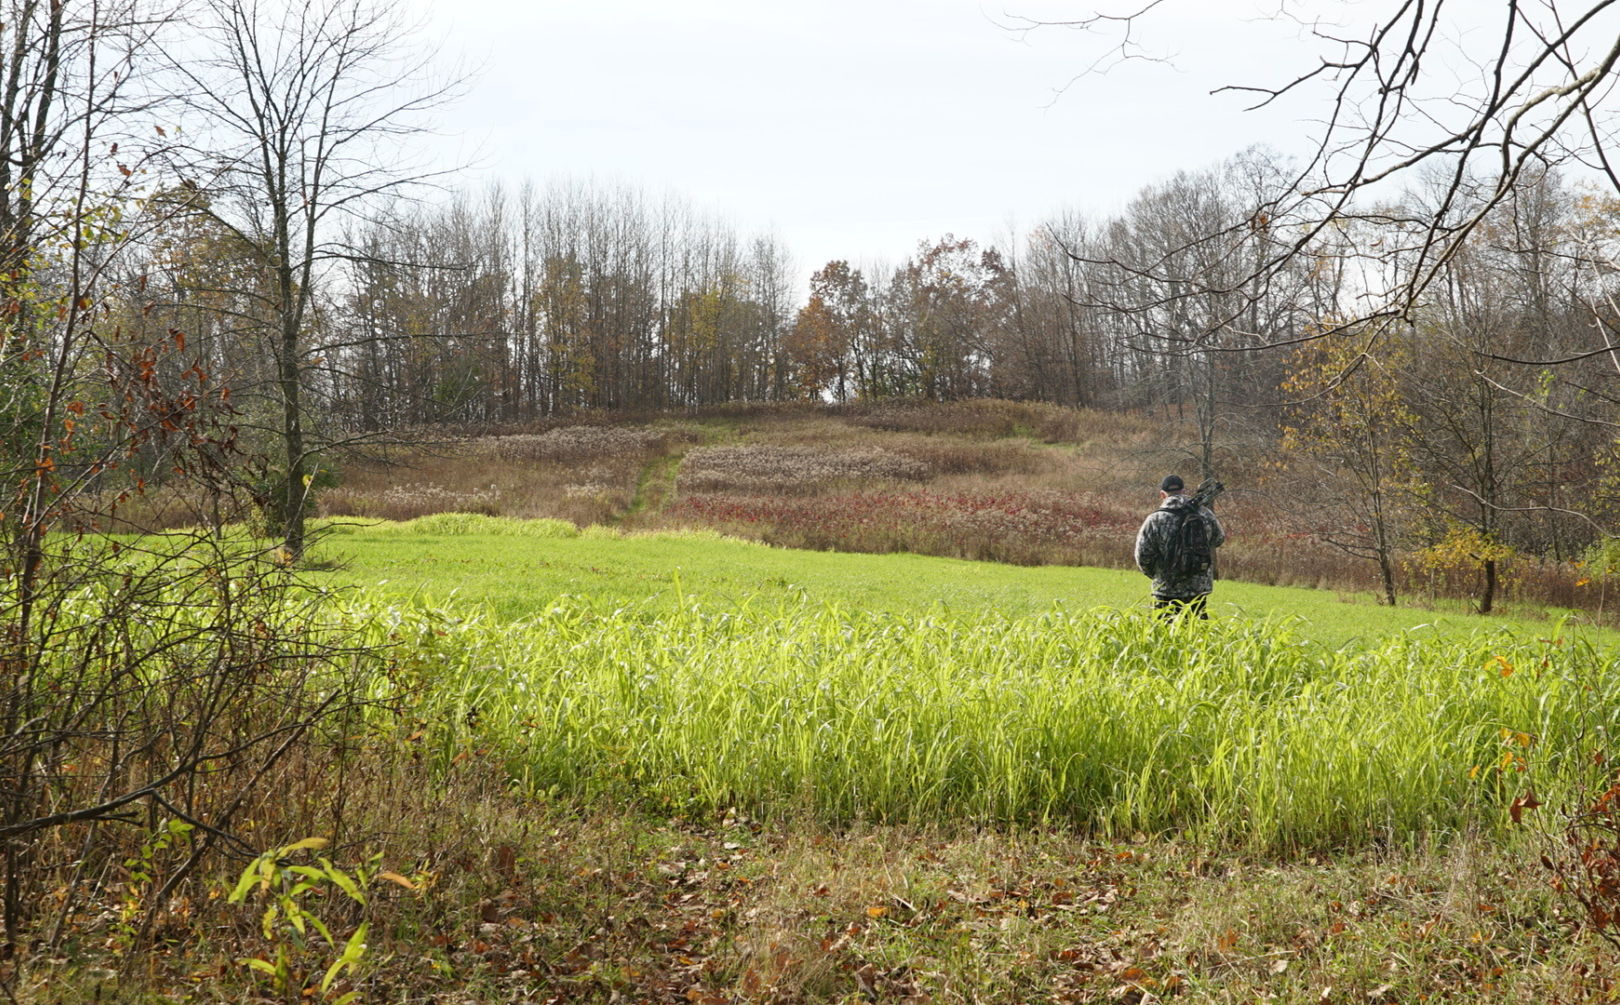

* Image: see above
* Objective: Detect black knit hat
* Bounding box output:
[1160,474,1184,493]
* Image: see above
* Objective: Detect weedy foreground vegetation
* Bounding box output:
[15,521,1620,1003]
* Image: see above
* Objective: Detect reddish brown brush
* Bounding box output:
[1539,772,1620,949]
[317,405,1614,622]
[665,490,1128,566]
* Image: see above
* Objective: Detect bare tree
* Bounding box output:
[0,1,393,961]
[1,0,178,944]
[1064,151,1307,480]
[168,0,460,557]
[1001,216,1107,407]
[1280,327,1417,606]
[1021,2,1620,337]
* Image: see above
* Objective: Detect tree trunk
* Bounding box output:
[1378,552,1398,607]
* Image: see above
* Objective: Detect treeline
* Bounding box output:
[260,156,1306,427]
[200,153,1607,441]
[1274,169,1620,611]
[117,150,1620,614]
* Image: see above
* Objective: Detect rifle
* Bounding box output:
[1191,478,1225,510]
[1190,478,1225,577]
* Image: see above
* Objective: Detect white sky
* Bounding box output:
[408,1,1361,274]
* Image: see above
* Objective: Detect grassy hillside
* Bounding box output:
[318,399,1606,623]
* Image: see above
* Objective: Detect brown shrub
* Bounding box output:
[468,424,693,462]
[662,490,1136,567]
[321,480,502,521]
[837,398,1060,439]
[316,421,713,528]
[886,438,1044,477]
[678,445,930,494]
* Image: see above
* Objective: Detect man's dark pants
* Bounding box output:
[1153,595,1209,620]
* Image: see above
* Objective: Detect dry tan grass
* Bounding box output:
[678,444,930,494]
[26,762,1596,1004]
[467,424,680,461]
[833,397,1086,442]
[321,423,702,527]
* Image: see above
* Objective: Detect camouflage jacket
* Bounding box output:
[1134,495,1226,600]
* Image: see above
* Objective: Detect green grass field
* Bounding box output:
[312,514,1605,649]
[312,516,1620,852]
[22,516,1620,1002]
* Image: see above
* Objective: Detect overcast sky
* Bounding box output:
[408,1,1353,273]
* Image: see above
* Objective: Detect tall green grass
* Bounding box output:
[365,594,1619,851]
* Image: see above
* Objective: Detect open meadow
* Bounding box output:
[310,516,1620,846]
[11,1,1620,999]
[154,514,1607,1004]
[19,406,1620,1004]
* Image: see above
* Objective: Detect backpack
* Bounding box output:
[1163,505,1213,578]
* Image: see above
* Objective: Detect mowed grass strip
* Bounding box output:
[313,515,1608,645]
[329,520,1620,850]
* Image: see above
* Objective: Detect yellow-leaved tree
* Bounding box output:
[1280,325,1418,606]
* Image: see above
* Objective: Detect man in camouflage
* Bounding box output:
[1134,474,1225,619]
